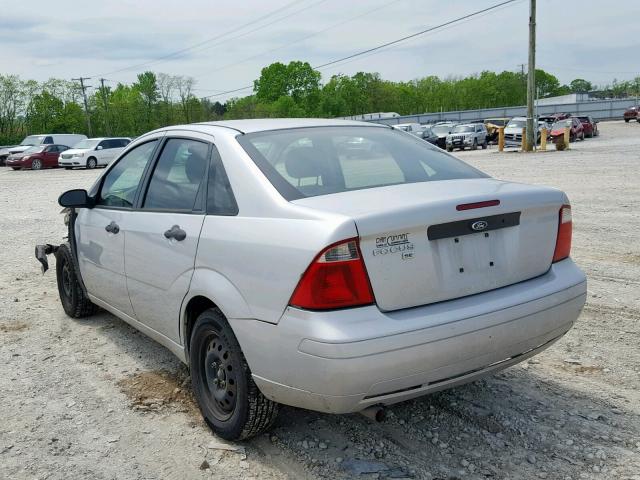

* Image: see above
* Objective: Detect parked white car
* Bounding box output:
[36,119,586,440]
[58,137,131,169]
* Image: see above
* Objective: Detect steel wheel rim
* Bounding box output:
[61,262,72,298]
[202,333,237,419]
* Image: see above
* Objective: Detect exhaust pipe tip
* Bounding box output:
[359,405,386,422]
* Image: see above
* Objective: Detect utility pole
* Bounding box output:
[525,0,536,151]
[519,64,526,104]
[99,78,111,136]
[72,77,92,136]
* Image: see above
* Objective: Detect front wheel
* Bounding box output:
[190,309,279,440]
[64,167,72,170]
[446,146,453,152]
[55,244,98,318]
[625,118,630,123]
[471,138,478,150]
[11,167,20,171]
[31,158,42,170]
[86,157,97,169]
[481,139,488,149]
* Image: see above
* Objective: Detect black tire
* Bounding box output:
[55,244,98,318]
[11,167,20,171]
[446,146,453,152]
[471,138,478,150]
[86,157,97,169]
[481,139,488,149]
[31,158,42,170]
[190,308,278,440]
[624,118,630,123]
[64,167,72,170]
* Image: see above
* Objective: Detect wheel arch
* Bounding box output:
[181,268,253,357]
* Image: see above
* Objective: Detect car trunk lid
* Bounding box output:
[292,179,564,311]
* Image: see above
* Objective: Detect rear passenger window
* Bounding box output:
[143,138,208,211]
[44,136,53,144]
[207,146,238,216]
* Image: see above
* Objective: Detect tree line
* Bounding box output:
[1,64,639,145]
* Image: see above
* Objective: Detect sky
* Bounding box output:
[1,0,639,101]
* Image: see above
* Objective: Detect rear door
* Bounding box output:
[123,134,210,343]
[76,139,160,315]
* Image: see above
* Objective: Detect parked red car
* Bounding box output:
[623,106,639,122]
[550,117,584,143]
[5,144,70,170]
[577,116,599,138]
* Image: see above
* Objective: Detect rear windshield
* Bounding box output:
[237,126,486,200]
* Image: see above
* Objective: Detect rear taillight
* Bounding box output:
[289,238,375,310]
[553,205,572,262]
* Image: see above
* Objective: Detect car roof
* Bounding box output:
[192,118,386,134]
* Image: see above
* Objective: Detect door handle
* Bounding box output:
[105,221,120,234]
[164,225,186,241]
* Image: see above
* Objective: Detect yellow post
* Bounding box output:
[498,127,505,152]
[564,127,570,149]
[521,127,527,151]
[540,128,547,151]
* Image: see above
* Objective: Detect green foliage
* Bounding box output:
[569,78,593,93]
[0,66,638,145]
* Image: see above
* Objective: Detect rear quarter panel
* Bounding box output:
[193,214,357,323]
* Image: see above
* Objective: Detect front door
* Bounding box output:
[124,136,210,343]
[76,139,160,316]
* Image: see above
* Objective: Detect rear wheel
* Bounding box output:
[86,157,97,169]
[190,308,279,440]
[11,167,20,171]
[55,244,98,318]
[31,158,42,170]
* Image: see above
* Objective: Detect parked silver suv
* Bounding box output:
[36,119,586,440]
[446,123,488,151]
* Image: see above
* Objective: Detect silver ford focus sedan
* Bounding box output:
[36,119,586,440]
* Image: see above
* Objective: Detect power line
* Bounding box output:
[313,0,521,70]
[91,0,324,78]
[202,0,522,99]
[192,0,405,78]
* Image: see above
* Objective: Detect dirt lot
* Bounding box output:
[1,121,639,480]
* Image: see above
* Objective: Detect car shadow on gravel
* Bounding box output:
[77,310,640,479]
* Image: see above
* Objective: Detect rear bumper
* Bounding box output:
[230,259,586,414]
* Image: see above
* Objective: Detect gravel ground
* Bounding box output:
[1,120,639,480]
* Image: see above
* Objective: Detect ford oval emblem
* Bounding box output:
[471,220,489,231]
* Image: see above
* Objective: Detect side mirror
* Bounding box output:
[97,145,103,150]
[58,189,94,208]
